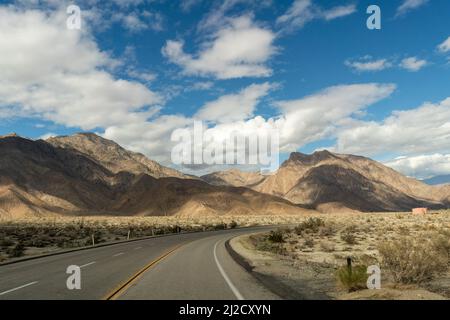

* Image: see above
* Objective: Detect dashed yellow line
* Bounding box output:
[103,243,185,300]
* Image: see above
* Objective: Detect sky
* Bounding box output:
[0,0,449,179]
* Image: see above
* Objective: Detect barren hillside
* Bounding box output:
[202,150,449,212]
[0,134,311,218]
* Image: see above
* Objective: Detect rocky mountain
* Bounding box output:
[0,134,311,218]
[202,169,266,188]
[47,133,190,179]
[202,150,450,212]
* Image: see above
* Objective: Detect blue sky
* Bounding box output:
[0,0,449,178]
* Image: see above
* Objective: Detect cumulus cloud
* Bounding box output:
[162,15,277,79]
[400,57,428,71]
[273,83,396,151]
[195,83,273,123]
[345,57,393,72]
[333,97,450,157]
[0,7,162,130]
[276,0,356,33]
[104,82,394,168]
[385,154,450,179]
[396,0,429,17]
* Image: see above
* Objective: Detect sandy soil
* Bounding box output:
[230,211,450,300]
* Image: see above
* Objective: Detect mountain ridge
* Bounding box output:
[202,150,450,212]
[0,134,312,218]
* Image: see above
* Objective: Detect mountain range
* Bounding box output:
[0,133,448,218]
[0,133,310,218]
[202,150,450,212]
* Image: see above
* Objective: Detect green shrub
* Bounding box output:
[336,264,368,292]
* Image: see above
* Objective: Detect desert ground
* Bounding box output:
[231,210,450,300]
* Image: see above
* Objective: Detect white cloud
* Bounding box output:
[127,69,157,83]
[0,7,162,130]
[438,36,450,53]
[346,56,428,73]
[190,81,214,91]
[333,97,450,157]
[195,82,273,123]
[103,83,394,168]
[273,83,396,151]
[197,0,272,32]
[104,115,191,163]
[400,57,428,71]
[162,15,277,79]
[112,10,164,32]
[396,0,429,17]
[180,0,203,12]
[385,154,450,179]
[276,0,356,32]
[345,57,392,72]
[322,4,357,21]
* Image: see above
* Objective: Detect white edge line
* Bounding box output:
[0,281,38,296]
[80,261,96,268]
[213,240,244,300]
[113,252,124,257]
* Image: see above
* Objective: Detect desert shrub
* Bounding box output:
[341,232,357,245]
[294,217,325,235]
[320,241,335,252]
[336,264,368,292]
[214,223,226,230]
[7,243,25,258]
[251,234,286,255]
[303,237,314,248]
[430,233,450,264]
[268,229,285,243]
[229,221,238,229]
[398,226,410,236]
[378,236,448,284]
[0,238,14,248]
[319,224,336,237]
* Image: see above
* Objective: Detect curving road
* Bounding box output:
[0,227,279,300]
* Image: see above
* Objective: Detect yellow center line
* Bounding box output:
[103,243,186,300]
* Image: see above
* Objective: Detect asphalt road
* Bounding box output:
[0,227,279,300]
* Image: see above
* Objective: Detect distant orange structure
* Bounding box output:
[412,208,428,215]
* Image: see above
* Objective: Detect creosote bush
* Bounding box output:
[294,217,325,235]
[7,243,25,258]
[268,229,286,243]
[378,235,448,284]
